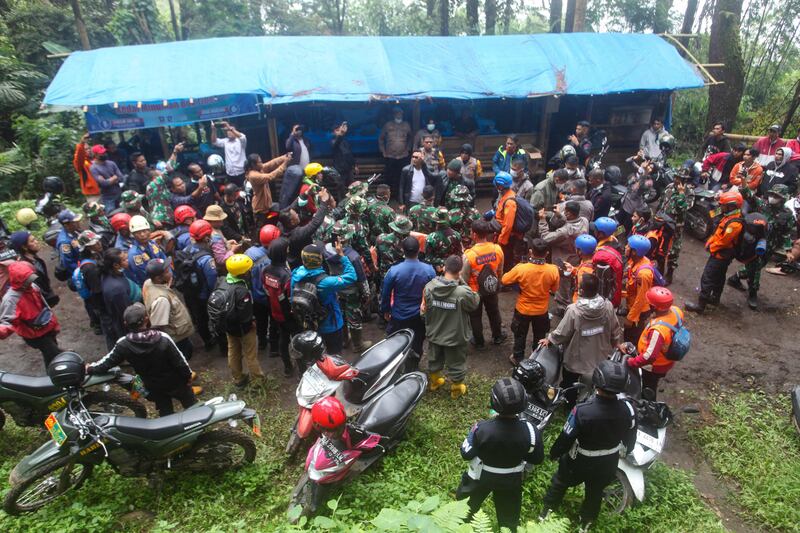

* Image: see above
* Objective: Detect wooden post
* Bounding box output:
[157,127,170,160]
[267,117,279,159]
[412,100,421,133]
[539,97,556,159]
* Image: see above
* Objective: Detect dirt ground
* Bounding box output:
[1,200,797,532]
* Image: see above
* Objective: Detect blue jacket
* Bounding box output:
[174,225,192,251]
[492,146,528,175]
[114,233,135,252]
[56,228,80,272]
[125,240,168,287]
[183,243,217,300]
[244,245,270,304]
[291,255,356,333]
[381,258,436,321]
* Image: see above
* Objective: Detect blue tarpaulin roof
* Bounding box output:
[43,33,703,107]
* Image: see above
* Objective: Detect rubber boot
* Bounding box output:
[665,266,674,286]
[282,359,294,378]
[342,325,351,349]
[428,372,446,391]
[747,289,758,310]
[192,385,204,395]
[685,296,707,314]
[350,327,373,352]
[451,382,467,399]
[727,274,745,291]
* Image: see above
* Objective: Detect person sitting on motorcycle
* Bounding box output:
[541,360,637,530]
[626,287,684,398]
[457,378,543,532]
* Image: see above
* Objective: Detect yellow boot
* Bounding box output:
[428,372,446,391]
[451,382,467,399]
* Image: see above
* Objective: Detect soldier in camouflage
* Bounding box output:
[425,207,463,272]
[313,213,337,243]
[341,195,373,268]
[408,185,438,234]
[367,184,396,239]
[728,184,795,309]
[375,215,413,325]
[448,184,481,249]
[338,180,370,214]
[331,221,373,352]
[658,173,689,283]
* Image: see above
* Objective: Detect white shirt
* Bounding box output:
[409,167,426,203]
[298,139,310,169]
[213,134,247,175]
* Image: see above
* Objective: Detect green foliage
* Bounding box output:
[107,0,170,45]
[688,391,800,531]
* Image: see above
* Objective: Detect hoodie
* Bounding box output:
[422,276,480,346]
[546,295,622,376]
[0,262,60,340]
[538,215,590,264]
[761,148,798,195]
[89,330,191,392]
[290,255,356,333]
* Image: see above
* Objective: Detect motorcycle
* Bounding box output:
[791,385,800,435]
[3,354,259,515]
[602,346,672,513]
[289,372,427,518]
[685,187,720,241]
[0,367,146,430]
[586,132,609,171]
[286,329,413,458]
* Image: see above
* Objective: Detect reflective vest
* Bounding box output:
[465,242,503,292]
[637,306,684,374]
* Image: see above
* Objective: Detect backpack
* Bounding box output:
[654,308,692,361]
[71,259,97,300]
[477,263,500,296]
[291,273,329,324]
[635,263,668,288]
[172,248,212,295]
[263,267,292,323]
[206,281,237,335]
[506,196,534,233]
[593,245,623,306]
[731,213,768,263]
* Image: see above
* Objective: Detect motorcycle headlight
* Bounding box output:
[547,387,556,401]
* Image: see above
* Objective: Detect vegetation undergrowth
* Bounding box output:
[0,374,724,532]
[688,391,800,532]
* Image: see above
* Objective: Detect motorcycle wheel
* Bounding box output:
[288,473,313,523]
[603,470,634,514]
[686,208,712,241]
[83,390,147,418]
[3,456,93,515]
[0,409,5,431]
[175,428,256,472]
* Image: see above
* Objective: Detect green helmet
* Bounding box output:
[767,184,789,201]
[120,190,140,204]
[448,209,464,227]
[346,195,368,215]
[388,215,413,235]
[347,180,369,197]
[451,184,472,204]
[332,221,355,243]
[432,207,450,226]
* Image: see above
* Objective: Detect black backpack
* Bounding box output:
[476,263,500,296]
[173,248,212,294]
[506,196,534,233]
[733,213,769,263]
[291,273,328,324]
[207,281,237,336]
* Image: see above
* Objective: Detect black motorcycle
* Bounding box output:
[685,187,719,241]
[791,385,800,436]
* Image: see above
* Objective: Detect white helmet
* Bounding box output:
[207,154,224,174]
[129,215,150,233]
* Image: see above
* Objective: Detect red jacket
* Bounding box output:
[0,262,60,340]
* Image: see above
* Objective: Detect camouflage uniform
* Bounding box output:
[367,197,396,240]
[425,208,463,271]
[734,185,795,292]
[658,183,688,275]
[448,185,481,248]
[314,214,337,243]
[338,181,369,215]
[443,178,468,209]
[408,202,438,234]
[331,222,370,339]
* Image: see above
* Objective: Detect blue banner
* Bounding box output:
[85,94,260,133]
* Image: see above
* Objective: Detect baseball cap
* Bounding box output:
[57,209,83,224]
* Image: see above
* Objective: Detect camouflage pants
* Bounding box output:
[667,227,683,271]
[736,251,774,293]
[340,291,365,330]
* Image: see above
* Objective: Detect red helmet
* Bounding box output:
[259,224,281,247]
[719,190,743,208]
[110,213,131,232]
[189,219,213,241]
[646,286,674,312]
[311,397,347,430]
[174,205,196,225]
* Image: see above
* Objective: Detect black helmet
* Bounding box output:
[512,359,547,392]
[490,378,527,415]
[42,176,65,194]
[47,351,85,388]
[604,165,621,184]
[592,360,628,394]
[290,330,325,362]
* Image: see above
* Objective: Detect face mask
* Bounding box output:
[394,118,403,124]
[566,168,576,176]
[427,123,435,132]
[510,170,519,179]
[768,197,781,205]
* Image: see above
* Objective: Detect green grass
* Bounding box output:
[0,199,83,240]
[688,391,800,532]
[0,374,726,532]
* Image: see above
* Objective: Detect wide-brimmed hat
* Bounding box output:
[203,204,228,221]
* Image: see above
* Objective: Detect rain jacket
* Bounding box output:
[0,262,60,341]
[538,215,589,264]
[422,277,480,346]
[290,256,356,334]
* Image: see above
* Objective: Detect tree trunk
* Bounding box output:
[653,0,673,33]
[427,0,435,17]
[549,0,562,32]
[439,0,449,35]
[677,0,698,53]
[781,79,800,134]
[466,0,479,34]
[485,0,497,35]
[167,0,180,40]
[69,0,91,50]
[706,0,745,131]
[502,0,513,34]
[178,0,190,40]
[564,0,576,32]
[572,0,587,31]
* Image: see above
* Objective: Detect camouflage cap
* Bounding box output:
[388,215,413,235]
[82,201,104,218]
[346,195,368,215]
[448,209,464,227]
[768,184,789,200]
[77,230,101,251]
[347,180,369,197]
[432,207,450,225]
[332,221,355,241]
[451,184,472,203]
[120,190,141,204]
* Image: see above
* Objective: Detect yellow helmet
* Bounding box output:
[15,208,37,227]
[226,254,253,277]
[304,162,324,178]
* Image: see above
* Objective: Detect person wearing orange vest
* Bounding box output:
[493,172,521,270]
[461,219,506,349]
[566,234,596,303]
[686,191,744,313]
[73,133,101,200]
[623,235,654,344]
[627,287,684,398]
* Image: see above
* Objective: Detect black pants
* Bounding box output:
[185,295,211,344]
[642,369,665,398]
[699,255,733,303]
[543,455,618,525]
[469,293,502,346]
[387,314,426,362]
[456,473,522,531]
[148,384,198,416]
[96,308,117,351]
[175,336,194,361]
[511,309,550,360]
[253,301,278,350]
[277,319,300,369]
[383,157,406,201]
[225,173,246,188]
[321,328,344,355]
[500,237,520,273]
[24,332,61,367]
[84,300,99,329]
[623,310,651,345]
[252,212,268,242]
[560,369,582,409]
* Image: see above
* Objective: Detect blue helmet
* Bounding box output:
[627,234,651,256]
[575,234,598,255]
[594,217,617,237]
[493,172,513,189]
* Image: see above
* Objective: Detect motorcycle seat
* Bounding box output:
[357,374,425,437]
[0,372,61,397]
[531,345,561,386]
[352,331,411,377]
[114,406,213,439]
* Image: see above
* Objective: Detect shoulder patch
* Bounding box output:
[60,244,72,254]
[133,255,144,265]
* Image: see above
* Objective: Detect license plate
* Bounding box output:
[251,413,262,438]
[44,413,67,447]
[637,429,662,452]
[525,403,550,422]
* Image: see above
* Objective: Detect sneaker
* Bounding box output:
[469,337,486,350]
[492,332,508,345]
[191,385,204,395]
[234,376,250,389]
